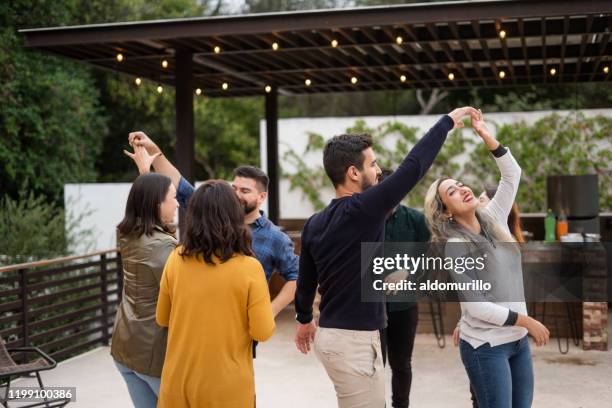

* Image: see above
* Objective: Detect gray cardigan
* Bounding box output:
[447,149,528,348]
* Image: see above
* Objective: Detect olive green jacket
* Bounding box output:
[110,225,177,377]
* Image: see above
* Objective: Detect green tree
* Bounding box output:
[1,0,107,202]
[0,190,93,266]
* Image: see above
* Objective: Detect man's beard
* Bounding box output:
[361,175,376,191]
[241,199,258,215]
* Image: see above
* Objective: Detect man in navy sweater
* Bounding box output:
[294,107,479,408]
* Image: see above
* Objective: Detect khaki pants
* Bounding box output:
[314,327,385,408]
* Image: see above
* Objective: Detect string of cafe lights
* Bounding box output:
[114,25,610,95]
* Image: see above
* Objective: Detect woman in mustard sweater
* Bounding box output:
[156,180,275,407]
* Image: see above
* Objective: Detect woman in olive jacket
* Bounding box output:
[111,172,178,408]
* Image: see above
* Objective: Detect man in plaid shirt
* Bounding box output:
[126,132,298,319]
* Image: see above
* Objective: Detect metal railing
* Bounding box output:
[0,249,122,362]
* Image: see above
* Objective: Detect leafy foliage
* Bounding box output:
[0,190,94,266]
[1,0,106,202]
[283,113,611,213]
[282,119,471,210]
[464,113,612,212]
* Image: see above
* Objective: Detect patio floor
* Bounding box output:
[13,307,612,407]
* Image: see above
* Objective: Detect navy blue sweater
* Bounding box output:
[295,115,455,330]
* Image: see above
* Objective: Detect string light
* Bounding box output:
[116,53,124,62]
[213,46,221,54]
[604,66,609,74]
[162,60,169,69]
[448,72,455,81]
[195,88,202,95]
[351,76,358,84]
[499,30,507,39]
[222,82,229,90]
[396,36,403,45]
[156,86,163,94]
[499,70,506,79]
[400,74,407,83]
[134,77,141,86]
[549,67,557,76]
[265,85,272,93]
[305,78,312,86]
[331,39,338,48]
[272,42,279,51]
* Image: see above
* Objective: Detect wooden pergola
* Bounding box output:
[20,0,612,223]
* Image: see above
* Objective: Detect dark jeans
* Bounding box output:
[459,336,534,408]
[381,305,418,408]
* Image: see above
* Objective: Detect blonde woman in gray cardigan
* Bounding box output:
[423,111,549,408]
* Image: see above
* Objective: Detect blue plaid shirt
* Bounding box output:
[177,177,298,282]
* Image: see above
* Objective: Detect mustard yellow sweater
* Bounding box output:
[156,248,275,407]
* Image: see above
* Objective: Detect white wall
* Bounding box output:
[260,109,612,219]
[66,109,611,252]
[65,183,132,253]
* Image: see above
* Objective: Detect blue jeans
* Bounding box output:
[114,360,160,408]
[459,336,533,408]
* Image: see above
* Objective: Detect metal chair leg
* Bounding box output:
[429,299,446,348]
[34,372,51,408]
[2,377,11,408]
[566,303,581,347]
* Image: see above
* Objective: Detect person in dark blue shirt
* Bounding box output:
[126,132,298,318]
[379,168,431,408]
[293,107,479,408]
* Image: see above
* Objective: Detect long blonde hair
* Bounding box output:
[424,177,515,243]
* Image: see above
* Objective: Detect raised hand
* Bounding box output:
[470,109,501,150]
[447,106,481,129]
[123,145,162,175]
[128,131,161,155]
[471,109,490,136]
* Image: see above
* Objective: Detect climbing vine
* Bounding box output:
[281,113,611,213]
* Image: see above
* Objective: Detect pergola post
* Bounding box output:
[175,48,195,183]
[174,48,194,235]
[265,88,279,224]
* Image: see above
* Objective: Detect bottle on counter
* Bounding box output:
[556,212,569,240]
[545,209,556,242]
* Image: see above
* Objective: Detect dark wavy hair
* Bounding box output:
[179,180,253,264]
[233,165,269,192]
[323,133,373,187]
[117,173,172,237]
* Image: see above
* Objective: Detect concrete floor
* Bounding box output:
[12,307,612,407]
